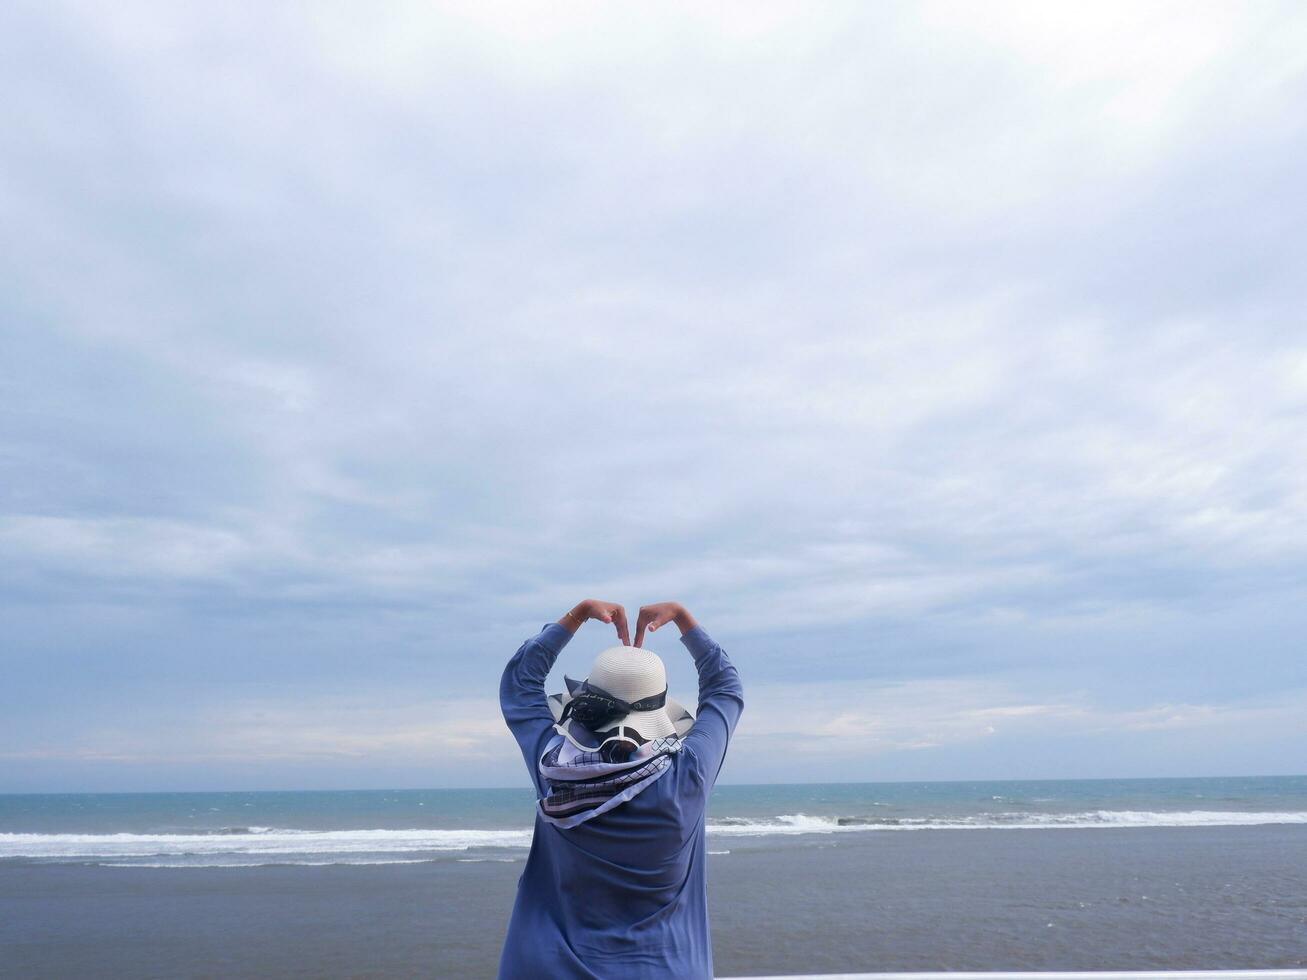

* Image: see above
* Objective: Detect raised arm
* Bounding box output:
[634,602,743,790]
[500,599,629,792]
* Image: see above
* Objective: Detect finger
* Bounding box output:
[612,606,630,646]
[633,609,651,648]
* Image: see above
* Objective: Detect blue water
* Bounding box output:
[2,775,1304,868]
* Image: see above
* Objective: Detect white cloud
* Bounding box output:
[1,694,511,767]
[0,516,252,580]
[10,678,1301,788]
[732,677,1307,760]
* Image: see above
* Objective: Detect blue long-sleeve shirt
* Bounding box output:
[497,622,744,979]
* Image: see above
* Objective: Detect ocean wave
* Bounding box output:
[703,810,1307,835]
[0,827,532,862]
[456,857,520,864]
[4,809,1304,864]
[98,858,438,869]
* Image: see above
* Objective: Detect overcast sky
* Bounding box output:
[2,1,1305,793]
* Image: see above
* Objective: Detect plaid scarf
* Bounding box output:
[537,722,683,829]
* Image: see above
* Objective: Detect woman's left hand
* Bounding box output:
[633,601,696,648]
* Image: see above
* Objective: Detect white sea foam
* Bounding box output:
[4,810,1304,865]
[0,827,532,862]
[99,858,437,869]
[456,857,520,863]
[703,810,1307,835]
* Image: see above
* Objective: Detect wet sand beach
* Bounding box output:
[3,825,1304,978]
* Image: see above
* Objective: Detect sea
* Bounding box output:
[2,775,1305,977]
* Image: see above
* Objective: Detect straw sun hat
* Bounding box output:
[548,645,695,741]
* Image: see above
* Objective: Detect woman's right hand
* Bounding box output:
[559,599,630,646]
[633,602,698,648]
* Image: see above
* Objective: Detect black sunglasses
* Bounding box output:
[595,724,648,762]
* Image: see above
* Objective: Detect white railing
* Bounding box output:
[725,972,1307,980]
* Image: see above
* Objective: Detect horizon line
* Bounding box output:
[3,772,1304,797]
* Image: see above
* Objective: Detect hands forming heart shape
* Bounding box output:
[558,599,698,648]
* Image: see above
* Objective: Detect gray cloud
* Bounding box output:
[2,1,1305,789]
